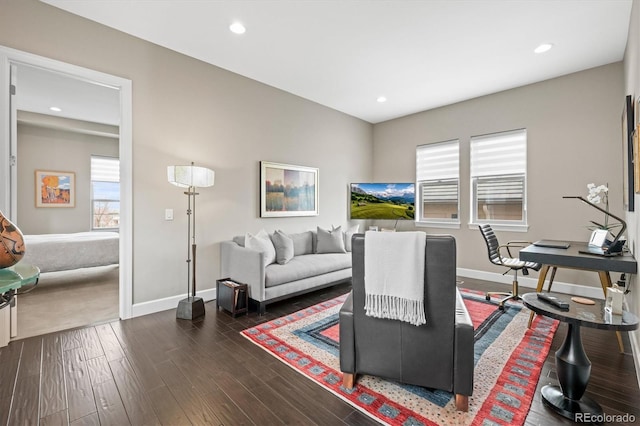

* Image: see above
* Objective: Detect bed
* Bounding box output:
[21,232,119,273]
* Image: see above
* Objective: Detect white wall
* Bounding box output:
[0,0,373,304]
[373,63,624,290]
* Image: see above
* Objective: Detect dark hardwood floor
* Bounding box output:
[1,277,639,425]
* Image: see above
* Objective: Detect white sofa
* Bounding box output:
[220,228,354,314]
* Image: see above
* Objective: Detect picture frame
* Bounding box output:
[260,161,318,217]
[622,95,635,207]
[35,170,75,208]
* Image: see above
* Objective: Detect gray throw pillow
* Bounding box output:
[271,230,294,265]
[316,226,346,253]
[290,231,313,256]
[333,224,359,252]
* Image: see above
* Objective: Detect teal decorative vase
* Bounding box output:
[0,210,25,268]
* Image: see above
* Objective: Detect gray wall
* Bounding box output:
[16,115,119,234]
[623,0,640,360]
[0,0,373,304]
[373,63,624,289]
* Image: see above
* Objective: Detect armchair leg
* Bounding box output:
[455,394,469,412]
[342,373,355,389]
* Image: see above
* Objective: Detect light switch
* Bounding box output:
[165,209,174,221]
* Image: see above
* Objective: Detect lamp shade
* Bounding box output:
[167,164,215,188]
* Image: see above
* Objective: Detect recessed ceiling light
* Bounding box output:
[377,96,387,103]
[534,43,553,54]
[49,106,62,112]
[230,22,246,35]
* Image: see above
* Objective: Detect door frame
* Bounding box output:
[0,45,133,320]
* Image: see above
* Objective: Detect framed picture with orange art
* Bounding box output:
[35,170,75,208]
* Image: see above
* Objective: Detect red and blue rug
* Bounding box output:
[241,289,558,425]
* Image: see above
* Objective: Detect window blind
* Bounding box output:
[416,139,459,181]
[91,156,120,182]
[470,129,526,177]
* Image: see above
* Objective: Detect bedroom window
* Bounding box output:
[470,129,527,231]
[415,139,460,228]
[91,156,120,230]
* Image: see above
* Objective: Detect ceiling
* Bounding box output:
[39,0,632,124]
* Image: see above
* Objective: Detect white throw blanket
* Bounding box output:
[364,231,426,326]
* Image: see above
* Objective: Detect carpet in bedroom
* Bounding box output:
[15,264,119,339]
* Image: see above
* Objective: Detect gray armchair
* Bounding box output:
[339,233,474,411]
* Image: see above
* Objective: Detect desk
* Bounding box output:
[520,241,637,352]
[0,263,40,347]
[522,292,638,421]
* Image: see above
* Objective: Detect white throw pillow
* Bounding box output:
[245,229,276,267]
[333,224,359,252]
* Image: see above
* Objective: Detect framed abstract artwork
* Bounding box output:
[35,170,75,208]
[260,161,318,217]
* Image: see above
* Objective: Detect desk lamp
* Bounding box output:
[563,196,626,255]
[168,162,215,320]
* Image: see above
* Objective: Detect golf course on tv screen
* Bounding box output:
[350,183,415,220]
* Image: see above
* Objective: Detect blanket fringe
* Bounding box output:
[364,294,426,326]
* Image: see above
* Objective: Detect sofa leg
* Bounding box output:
[455,394,469,412]
[342,373,354,389]
[258,301,266,315]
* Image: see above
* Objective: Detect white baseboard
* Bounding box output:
[456,268,605,300]
[131,288,217,318]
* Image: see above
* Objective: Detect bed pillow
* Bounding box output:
[271,230,295,265]
[245,230,276,268]
[316,226,346,253]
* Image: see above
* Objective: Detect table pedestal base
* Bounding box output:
[541,385,603,420]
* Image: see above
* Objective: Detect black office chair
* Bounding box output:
[478,224,542,310]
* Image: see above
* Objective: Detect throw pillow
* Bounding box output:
[290,231,313,256]
[245,229,276,268]
[333,224,359,252]
[316,226,346,253]
[271,230,294,265]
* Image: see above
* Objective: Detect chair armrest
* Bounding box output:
[339,291,355,374]
[453,289,474,396]
[503,241,532,257]
[220,241,266,302]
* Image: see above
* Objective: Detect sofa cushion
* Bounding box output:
[290,231,313,256]
[334,224,359,251]
[317,226,346,253]
[271,230,294,265]
[265,253,351,287]
[245,230,276,268]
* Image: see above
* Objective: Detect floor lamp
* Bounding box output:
[168,162,215,320]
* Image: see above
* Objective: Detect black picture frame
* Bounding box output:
[623,95,635,211]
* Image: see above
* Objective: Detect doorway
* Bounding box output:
[0,46,133,333]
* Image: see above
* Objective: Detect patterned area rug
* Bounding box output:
[241,289,558,425]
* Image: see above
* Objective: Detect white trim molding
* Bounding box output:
[132,288,217,318]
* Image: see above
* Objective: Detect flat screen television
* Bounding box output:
[350,183,415,220]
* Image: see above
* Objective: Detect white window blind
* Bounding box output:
[91,156,120,182]
[416,140,460,225]
[470,129,526,177]
[417,140,459,181]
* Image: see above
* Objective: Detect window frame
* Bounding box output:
[415,139,460,228]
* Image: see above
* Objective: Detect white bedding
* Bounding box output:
[22,232,119,273]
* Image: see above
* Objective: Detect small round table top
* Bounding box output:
[522,292,639,332]
[0,263,40,294]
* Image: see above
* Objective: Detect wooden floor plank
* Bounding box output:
[79,327,104,360]
[40,334,66,418]
[85,355,112,386]
[9,373,40,425]
[40,409,68,426]
[69,412,100,426]
[64,347,97,422]
[92,379,131,425]
[108,356,160,425]
[94,323,125,362]
[147,385,192,426]
[0,340,22,404]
